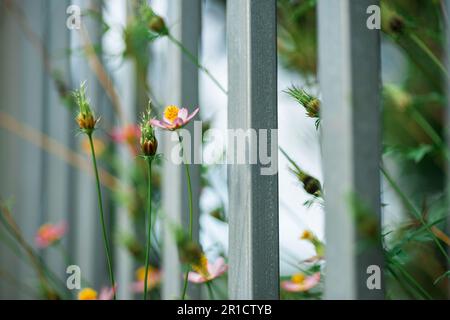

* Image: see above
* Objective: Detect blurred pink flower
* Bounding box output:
[150,105,199,131]
[110,124,141,155]
[188,257,228,284]
[132,266,162,293]
[111,124,141,144]
[281,272,321,293]
[98,286,116,300]
[35,222,67,248]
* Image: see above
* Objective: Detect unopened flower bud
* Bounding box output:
[140,105,158,157]
[149,15,167,35]
[302,175,322,196]
[76,112,96,131]
[141,136,158,156]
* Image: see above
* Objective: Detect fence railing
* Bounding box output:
[0,0,449,300]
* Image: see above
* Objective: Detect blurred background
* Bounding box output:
[0,0,449,299]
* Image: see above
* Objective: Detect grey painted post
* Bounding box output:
[318,0,384,299]
[71,0,107,290]
[43,0,73,281]
[0,0,46,299]
[109,0,135,300]
[227,0,279,299]
[162,0,201,299]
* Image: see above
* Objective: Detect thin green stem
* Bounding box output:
[382,166,450,261]
[88,133,116,300]
[178,133,194,300]
[168,34,227,95]
[408,33,448,78]
[389,258,433,300]
[144,158,153,300]
[206,281,215,300]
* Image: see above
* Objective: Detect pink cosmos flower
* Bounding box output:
[131,266,162,293]
[150,105,199,131]
[188,257,228,284]
[281,272,321,293]
[35,222,67,248]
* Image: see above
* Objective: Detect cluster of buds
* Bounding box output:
[140,107,158,157]
[285,86,320,119]
[73,81,98,135]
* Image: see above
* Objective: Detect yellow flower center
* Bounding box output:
[164,105,180,123]
[300,230,314,241]
[78,288,98,300]
[291,273,306,284]
[192,255,209,277]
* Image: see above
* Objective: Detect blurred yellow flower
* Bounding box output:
[78,288,97,300]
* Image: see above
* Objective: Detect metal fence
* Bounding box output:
[0,0,448,300]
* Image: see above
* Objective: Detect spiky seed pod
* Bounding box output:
[306,99,320,118]
[73,81,98,134]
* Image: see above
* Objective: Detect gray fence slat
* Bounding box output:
[110,0,136,300]
[162,0,202,299]
[70,0,107,290]
[227,0,279,300]
[318,0,384,299]
[43,0,72,281]
[0,0,43,299]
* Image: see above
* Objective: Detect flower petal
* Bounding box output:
[172,117,184,129]
[188,272,207,284]
[178,108,188,121]
[150,119,170,129]
[208,257,228,278]
[186,107,200,122]
[131,281,144,293]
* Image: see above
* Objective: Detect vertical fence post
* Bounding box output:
[43,0,73,282]
[227,0,279,299]
[0,0,47,299]
[162,0,201,299]
[107,0,135,300]
[71,0,107,289]
[318,0,384,299]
